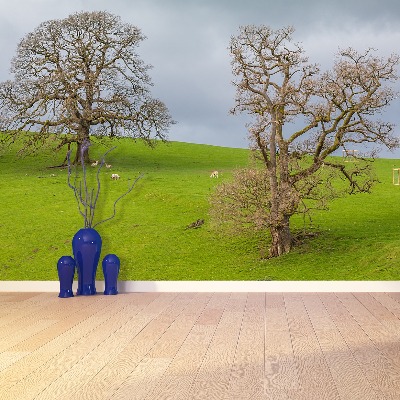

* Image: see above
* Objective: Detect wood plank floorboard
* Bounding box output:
[1,292,400,399]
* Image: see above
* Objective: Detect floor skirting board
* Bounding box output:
[0,280,399,292]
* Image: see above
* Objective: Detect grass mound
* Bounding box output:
[1,137,399,280]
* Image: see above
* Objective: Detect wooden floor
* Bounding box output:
[1,292,400,399]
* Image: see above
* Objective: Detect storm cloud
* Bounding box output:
[1,0,399,154]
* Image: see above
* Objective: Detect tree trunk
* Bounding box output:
[73,132,92,165]
[74,143,90,165]
[268,215,293,257]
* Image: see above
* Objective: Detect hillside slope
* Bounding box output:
[1,138,399,280]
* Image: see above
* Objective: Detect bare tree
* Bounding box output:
[218,25,399,257]
[0,11,174,164]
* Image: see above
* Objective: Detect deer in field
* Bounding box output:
[210,170,219,178]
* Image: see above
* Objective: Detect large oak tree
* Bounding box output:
[213,25,399,257]
[0,11,174,163]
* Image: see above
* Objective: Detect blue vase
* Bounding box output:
[102,254,120,295]
[72,228,102,296]
[57,256,76,298]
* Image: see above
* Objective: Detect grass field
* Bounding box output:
[1,137,400,281]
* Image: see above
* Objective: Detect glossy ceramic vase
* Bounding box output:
[102,254,120,295]
[57,256,76,298]
[72,228,102,295]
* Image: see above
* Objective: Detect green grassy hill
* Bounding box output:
[1,137,400,281]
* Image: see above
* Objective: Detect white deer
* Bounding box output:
[111,174,120,180]
[210,170,219,178]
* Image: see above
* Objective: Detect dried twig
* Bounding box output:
[67,143,143,228]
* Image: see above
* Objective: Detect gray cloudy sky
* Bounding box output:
[1,0,400,155]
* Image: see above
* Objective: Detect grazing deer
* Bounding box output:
[91,160,99,167]
[210,170,219,178]
[111,173,120,180]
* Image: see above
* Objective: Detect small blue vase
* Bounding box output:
[102,254,120,295]
[57,256,75,298]
[72,228,102,296]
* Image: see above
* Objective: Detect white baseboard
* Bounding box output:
[0,280,399,293]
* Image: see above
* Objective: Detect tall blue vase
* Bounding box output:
[102,254,120,295]
[57,256,75,298]
[72,228,102,296]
